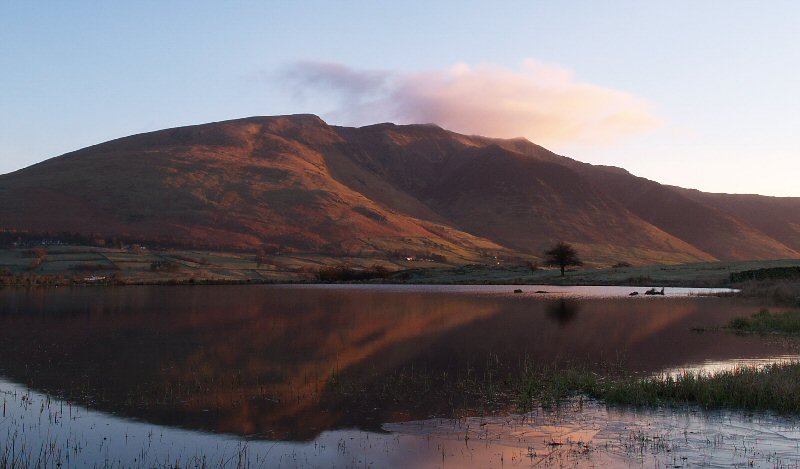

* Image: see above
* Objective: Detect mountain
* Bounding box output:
[1,114,798,266]
[675,189,800,256]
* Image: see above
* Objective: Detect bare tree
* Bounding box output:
[544,241,583,276]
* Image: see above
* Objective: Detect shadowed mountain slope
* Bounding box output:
[676,189,800,254]
[564,167,800,261]
[1,114,798,265]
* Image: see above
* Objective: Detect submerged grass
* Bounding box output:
[727,308,800,334]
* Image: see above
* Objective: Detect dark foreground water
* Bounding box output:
[1,285,798,467]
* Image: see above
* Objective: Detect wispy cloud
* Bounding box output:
[281,59,660,147]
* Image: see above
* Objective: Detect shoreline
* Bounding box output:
[2,245,799,292]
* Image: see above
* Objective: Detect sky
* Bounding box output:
[1,1,799,196]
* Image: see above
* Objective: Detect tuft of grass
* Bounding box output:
[727,309,800,334]
[518,366,606,410]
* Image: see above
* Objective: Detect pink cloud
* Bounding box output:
[284,60,660,147]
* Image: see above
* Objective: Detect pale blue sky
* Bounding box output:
[2,1,799,195]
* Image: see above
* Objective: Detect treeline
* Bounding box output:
[315,265,393,282]
[0,230,97,247]
[0,229,233,252]
[0,230,151,250]
[730,266,800,283]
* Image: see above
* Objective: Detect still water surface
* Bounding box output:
[0,285,797,467]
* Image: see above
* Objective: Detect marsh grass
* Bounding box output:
[603,363,800,411]
[734,280,800,306]
[516,361,800,414]
[727,309,800,334]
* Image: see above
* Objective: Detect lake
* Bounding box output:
[2,284,799,467]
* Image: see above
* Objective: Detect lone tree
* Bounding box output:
[544,241,583,276]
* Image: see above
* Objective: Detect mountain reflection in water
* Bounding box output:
[0,285,792,440]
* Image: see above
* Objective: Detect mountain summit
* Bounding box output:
[2,114,798,265]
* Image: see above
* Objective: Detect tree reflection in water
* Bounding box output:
[547,299,580,326]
